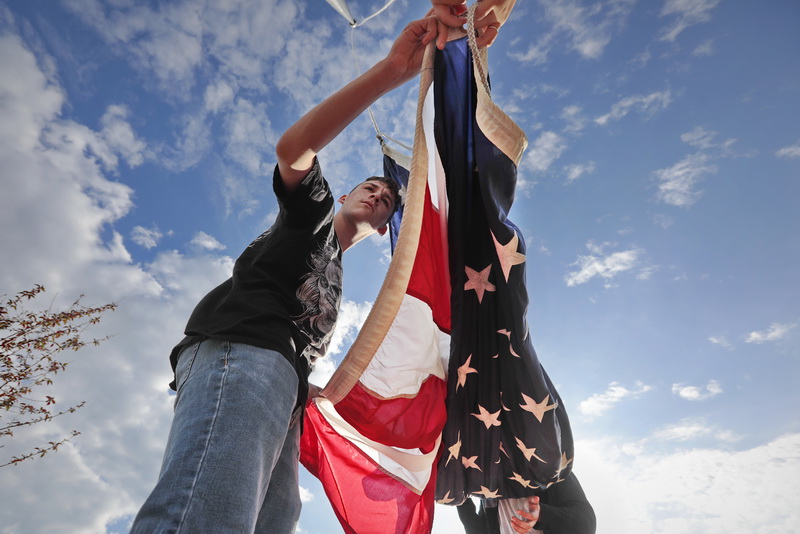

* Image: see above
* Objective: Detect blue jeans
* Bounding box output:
[131,339,301,534]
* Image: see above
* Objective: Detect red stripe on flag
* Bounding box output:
[333,377,447,451]
[406,186,450,333]
[300,400,439,534]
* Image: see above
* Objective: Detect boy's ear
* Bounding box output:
[338,194,347,205]
[377,224,388,236]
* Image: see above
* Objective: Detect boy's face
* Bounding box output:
[338,180,396,235]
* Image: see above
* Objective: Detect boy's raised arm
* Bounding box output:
[276,17,438,192]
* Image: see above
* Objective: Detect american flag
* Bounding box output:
[300,35,573,533]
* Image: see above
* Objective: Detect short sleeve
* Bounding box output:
[272,159,333,228]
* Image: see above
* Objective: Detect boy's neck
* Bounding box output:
[334,212,374,252]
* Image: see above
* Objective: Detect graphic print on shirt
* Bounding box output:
[294,241,342,363]
[247,227,272,248]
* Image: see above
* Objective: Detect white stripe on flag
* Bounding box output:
[361,294,449,398]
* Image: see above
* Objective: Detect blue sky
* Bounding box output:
[0,0,798,532]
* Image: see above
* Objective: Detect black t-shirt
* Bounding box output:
[169,160,342,405]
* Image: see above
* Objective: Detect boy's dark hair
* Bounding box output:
[353,176,402,222]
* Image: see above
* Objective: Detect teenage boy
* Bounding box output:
[131,16,438,534]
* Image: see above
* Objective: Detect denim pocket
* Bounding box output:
[175,340,202,392]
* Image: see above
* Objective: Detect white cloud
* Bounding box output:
[692,38,715,57]
[745,322,797,344]
[508,34,553,64]
[99,104,147,168]
[0,28,239,532]
[298,485,314,503]
[653,127,740,207]
[0,32,137,290]
[157,110,212,173]
[651,213,675,229]
[61,0,205,96]
[0,247,236,533]
[565,241,644,287]
[271,14,354,113]
[62,0,301,98]
[58,0,304,219]
[680,126,738,154]
[524,131,568,173]
[204,78,236,113]
[652,419,711,441]
[564,161,595,183]
[0,35,62,147]
[595,90,672,125]
[511,83,570,101]
[680,126,718,149]
[708,336,733,349]
[508,0,636,64]
[308,354,337,391]
[542,0,635,59]
[217,162,264,219]
[672,380,723,401]
[131,225,163,249]
[560,104,588,133]
[367,230,393,265]
[631,48,652,69]
[578,381,652,417]
[189,231,226,251]
[577,433,800,533]
[652,417,736,442]
[660,0,722,42]
[431,504,463,533]
[325,299,373,357]
[308,299,373,389]
[636,265,658,280]
[504,83,569,117]
[55,0,403,222]
[222,97,277,175]
[775,140,800,159]
[653,152,716,207]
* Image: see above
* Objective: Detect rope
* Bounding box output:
[381,133,413,152]
[349,27,385,145]
[344,1,412,153]
[354,0,400,27]
[327,0,398,27]
[466,3,492,100]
